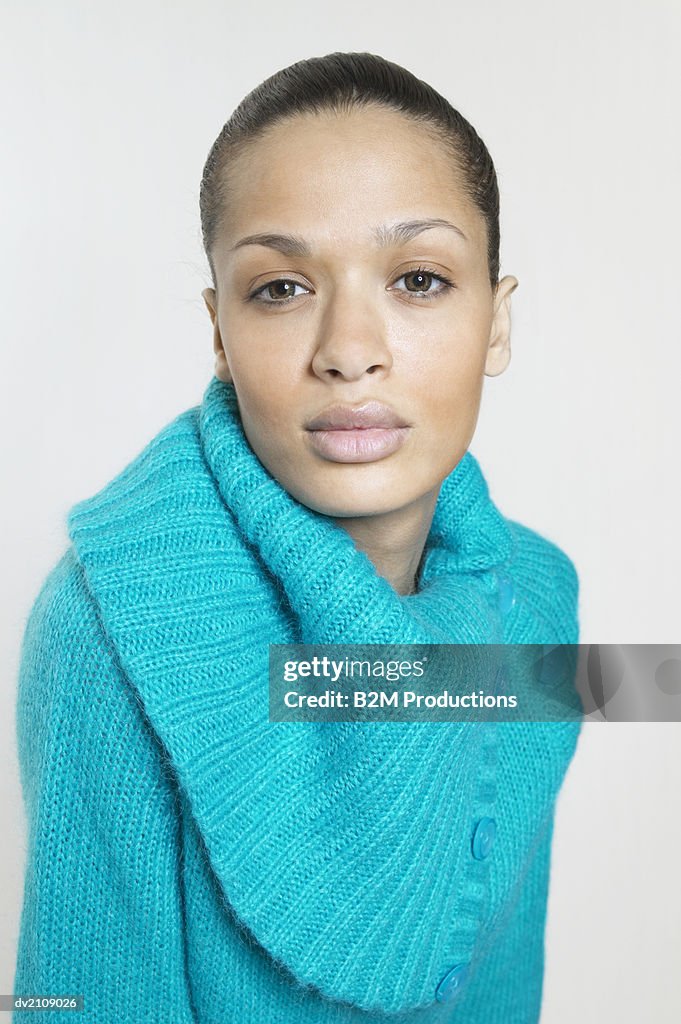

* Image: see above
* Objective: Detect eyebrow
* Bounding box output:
[229,218,467,256]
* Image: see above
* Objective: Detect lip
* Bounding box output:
[305,401,411,464]
[305,401,409,431]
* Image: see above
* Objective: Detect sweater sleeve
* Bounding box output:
[12,547,198,1024]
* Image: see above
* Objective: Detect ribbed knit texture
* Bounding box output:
[13,376,582,1023]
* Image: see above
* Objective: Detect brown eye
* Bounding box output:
[250,279,309,305]
[404,270,435,292]
[393,266,455,301]
[266,281,298,300]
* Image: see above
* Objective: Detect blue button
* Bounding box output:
[496,573,516,615]
[435,962,469,1003]
[471,817,497,860]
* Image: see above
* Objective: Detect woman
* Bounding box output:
[13,52,582,1022]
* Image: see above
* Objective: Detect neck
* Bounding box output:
[332,488,440,596]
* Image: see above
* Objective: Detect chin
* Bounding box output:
[293,482,419,521]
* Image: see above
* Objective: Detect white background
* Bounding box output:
[2,1,680,1020]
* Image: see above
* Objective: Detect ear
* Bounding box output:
[485,275,519,377]
[201,287,233,385]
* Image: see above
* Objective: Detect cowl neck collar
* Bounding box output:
[199,376,515,644]
[66,374,519,1015]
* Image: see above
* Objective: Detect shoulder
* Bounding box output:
[508,519,579,592]
[20,546,101,672]
[17,543,182,803]
[504,519,580,644]
[16,547,118,811]
[17,546,120,719]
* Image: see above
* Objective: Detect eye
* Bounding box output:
[248,279,310,305]
[247,266,455,307]
[392,266,455,301]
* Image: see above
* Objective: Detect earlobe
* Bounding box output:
[484,339,511,377]
[485,275,518,378]
[213,341,233,384]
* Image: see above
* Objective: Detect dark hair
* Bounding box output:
[200,51,500,291]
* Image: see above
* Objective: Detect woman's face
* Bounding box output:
[202,105,517,520]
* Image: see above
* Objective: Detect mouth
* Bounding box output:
[305,401,411,464]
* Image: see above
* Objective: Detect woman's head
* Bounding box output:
[201,51,503,293]
[199,52,518,526]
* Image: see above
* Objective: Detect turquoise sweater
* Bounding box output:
[13,377,582,1023]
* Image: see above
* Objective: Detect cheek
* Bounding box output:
[400,308,490,381]
[414,344,487,409]
[230,362,283,430]
[224,321,289,382]
[412,349,487,455]
[232,382,304,484]
[228,343,306,424]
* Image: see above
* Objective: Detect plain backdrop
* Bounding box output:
[2,1,680,1020]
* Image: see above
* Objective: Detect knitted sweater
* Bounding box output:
[13,376,582,1024]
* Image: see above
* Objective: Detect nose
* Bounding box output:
[310,290,393,382]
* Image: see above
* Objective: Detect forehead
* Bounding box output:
[217,106,484,248]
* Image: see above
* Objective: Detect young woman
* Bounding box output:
[13,52,582,1023]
